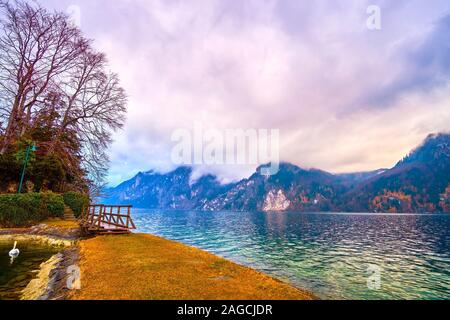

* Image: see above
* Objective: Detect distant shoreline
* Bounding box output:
[129,208,449,215]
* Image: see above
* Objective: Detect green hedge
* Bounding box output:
[42,192,65,217]
[0,192,65,227]
[63,192,90,218]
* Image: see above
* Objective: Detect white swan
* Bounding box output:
[9,241,20,258]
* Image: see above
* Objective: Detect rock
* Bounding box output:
[263,189,291,211]
[21,253,63,300]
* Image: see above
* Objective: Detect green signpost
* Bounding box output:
[18,142,37,194]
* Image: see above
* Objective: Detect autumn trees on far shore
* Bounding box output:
[0,0,127,194]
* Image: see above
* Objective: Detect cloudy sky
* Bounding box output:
[44,0,450,186]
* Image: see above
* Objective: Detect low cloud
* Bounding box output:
[46,0,450,185]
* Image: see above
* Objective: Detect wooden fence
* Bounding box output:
[80,204,136,235]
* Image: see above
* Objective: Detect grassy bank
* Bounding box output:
[71,234,314,300]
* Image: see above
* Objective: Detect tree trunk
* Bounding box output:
[0,96,21,154]
[47,103,72,155]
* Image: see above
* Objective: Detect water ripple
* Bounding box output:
[134,210,450,300]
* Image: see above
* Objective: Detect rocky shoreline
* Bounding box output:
[0,222,81,240]
[27,247,80,300]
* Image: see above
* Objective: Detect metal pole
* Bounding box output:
[18,145,31,194]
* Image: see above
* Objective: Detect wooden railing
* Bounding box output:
[81,204,136,234]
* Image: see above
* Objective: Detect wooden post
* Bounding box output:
[127,206,130,229]
[96,205,103,229]
[118,206,121,228]
[88,206,93,225]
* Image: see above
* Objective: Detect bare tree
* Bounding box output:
[47,49,127,187]
[0,0,88,153]
[0,0,127,191]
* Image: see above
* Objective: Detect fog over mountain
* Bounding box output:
[101,133,450,213]
[42,1,450,186]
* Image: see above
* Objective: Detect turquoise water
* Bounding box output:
[134,210,450,300]
[0,240,59,300]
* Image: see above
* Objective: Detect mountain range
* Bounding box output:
[101,133,450,213]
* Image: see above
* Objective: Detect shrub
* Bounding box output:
[63,192,90,218]
[41,192,65,218]
[0,192,65,227]
[0,202,29,227]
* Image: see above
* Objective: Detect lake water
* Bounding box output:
[0,240,59,300]
[134,210,450,300]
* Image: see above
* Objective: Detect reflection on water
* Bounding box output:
[134,210,450,300]
[0,240,59,300]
